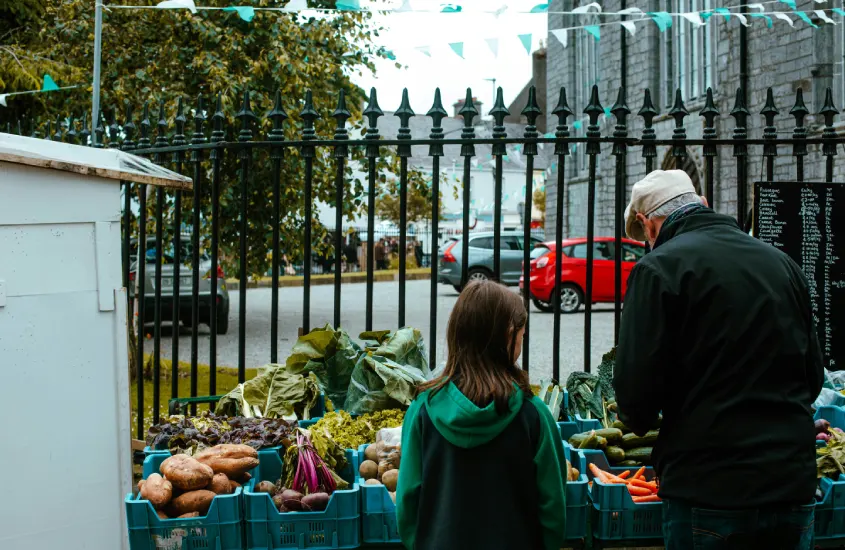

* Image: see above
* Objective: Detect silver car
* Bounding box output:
[129,236,230,334]
[437,230,543,291]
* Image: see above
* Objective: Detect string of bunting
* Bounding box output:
[0,75,79,107]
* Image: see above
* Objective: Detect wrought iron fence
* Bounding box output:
[8,82,845,440]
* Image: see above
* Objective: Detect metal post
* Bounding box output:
[91,1,103,147]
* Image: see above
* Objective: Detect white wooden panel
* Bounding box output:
[113,288,131,550]
[0,291,126,550]
[0,223,98,297]
[95,221,119,311]
[0,162,120,225]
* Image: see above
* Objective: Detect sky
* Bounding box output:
[351,0,550,116]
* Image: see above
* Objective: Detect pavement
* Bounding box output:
[151,279,616,385]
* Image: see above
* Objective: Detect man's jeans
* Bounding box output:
[662,499,815,550]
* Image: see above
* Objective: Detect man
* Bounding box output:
[614,170,823,549]
[374,238,386,271]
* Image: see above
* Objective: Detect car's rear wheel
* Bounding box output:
[215,302,230,335]
[453,268,491,292]
[559,283,584,313]
[532,297,554,313]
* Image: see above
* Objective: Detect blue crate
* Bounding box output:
[558,421,580,442]
[582,452,662,541]
[126,454,244,550]
[815,473,845,541]
[357,444,400,545]
[244,447,360,549]
[563,444,589,541]
[575,414,603,433]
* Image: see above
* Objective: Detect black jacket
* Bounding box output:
[614,208,824,509]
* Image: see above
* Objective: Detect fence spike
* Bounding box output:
[80,112,91,146]
[761,88,778,158]
[459,88,477,157]
[300,89,320,138]
[522,86,541,156]
[44,120,52,141]
[211,93,225,145]
[54,114,64,142]
[427,88,448,158]
[95,111,106,148]
[730,88,749,157]
[66,115,78,144]
[270,89,290,137]
[331,89,350,158]
[123,103,136,151]
[108,109,120,148]
[395,88,415,158]
[611,88,629,156]
[668,89,689,160]
[235,89,257,143]
[363,88,382,158]
[173,96,187,146]
[552,87,572,157]
[584,85,603,155]
[490,87,510,156]
[155,101,170,147]
[821,87,839,158]
[16,119,22,136]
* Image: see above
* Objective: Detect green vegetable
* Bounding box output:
[625,447,653,463]
[617,460,644,467]
[309,409,405,450]
[594,428,624,443]
[578,431,599,449]
[611,420,631,433]
[572,431,607,450]
[565,347,616,426]
[286,324,360,410]
[621,430,660,449]
[215,366,320,420]
[606,446,625,463]
[817,427,845,479]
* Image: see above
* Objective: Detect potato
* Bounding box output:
[178,512,200,519]
[137,479,146,493]
[141,473,173,509]
[359,460,378,480]
[229,480,242,492]
[209,473,232,495]
[156,510,169,520]
[254,481,276,495]
[272,493,285,512]
[389,491,396,504]
[236,472,252,484]
[195,444,259,479]
[381,469,399,492]
[364,444,379,462]
[365,479,382,486]
[170,490,216,516]
[377,460,395,479]
[161,454,214,491]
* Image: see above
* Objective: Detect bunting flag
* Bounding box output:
[441,4,462,13]
[530,4,549,13]
[775,12,795,25]
[621,20,637,35]
[794,11,818,27]
[518,34,533,54]
[780,0,797,8]
[485,38,499,57]
[816,10,837,23]
[449,42,464,59]
[585,25,600,40]
[223,6,254,21]
[42,74,59,92]
[550,28,568,48]
[416,46,431,57]
[0,80,79,107]
[648,11,673,31]
[0,95,6,107]
[336,0,361,10]
[680,12,704,26]
[156,0,197,13]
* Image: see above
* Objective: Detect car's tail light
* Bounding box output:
[205,265,225,279]
[536,255,550,269]
[129,271,135,282]
[442,241,457,263]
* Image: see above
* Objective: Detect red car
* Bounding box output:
[519,237,646,313]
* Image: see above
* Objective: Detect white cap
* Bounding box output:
[624,170,697,241]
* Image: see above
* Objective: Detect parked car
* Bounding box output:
[129,236,230,334]
[437,230,544,290]
[519,237,646,313]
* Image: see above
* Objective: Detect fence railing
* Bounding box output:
[8,82,845,439]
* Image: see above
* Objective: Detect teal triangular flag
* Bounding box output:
[713,7,731,20]
[503,155,510,162]
[603,107,611,117]
[749,13,773,28]
[544,132,554,138]
[223,6,255,21]
[337,0,361,10]
[530,4,549,13]
[441,4,462,12]
[794,11,818,27]
[834,8,845,16]
[518,33,532,54]
[514,144,522,152]
[573,120,583,130]
[780,0,796,9]
[449,42,464,58]
[42,74,59,92]
[701,10,714,21]
[647,11,673,31]
[584,25,600,40]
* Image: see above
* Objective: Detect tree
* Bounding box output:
[533,187,546,225]
[375,165,450,226]
[0,0,401,278]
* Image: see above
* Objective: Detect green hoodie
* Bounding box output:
[396,382,567,550]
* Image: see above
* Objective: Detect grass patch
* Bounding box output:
[227,267,430,284]
[130,355,258,438]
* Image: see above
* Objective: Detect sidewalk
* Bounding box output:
[226,268,432,290]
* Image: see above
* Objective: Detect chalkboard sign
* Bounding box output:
[754,181,844,370]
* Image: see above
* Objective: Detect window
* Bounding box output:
[621,243,645,262]
[516,236,543,250]
[530,245,550,260]
[661,0,716,106]
[502,236,522,250]
[568,242,614,260]
[468,237,494,249]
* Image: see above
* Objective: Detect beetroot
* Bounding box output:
[817,432,831,442]
[301,492,330,512]
[815,419,831,434]
[281,489,304,511]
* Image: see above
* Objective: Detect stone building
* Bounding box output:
[544,0,843,239]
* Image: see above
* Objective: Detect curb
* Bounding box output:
[226,271,431,290]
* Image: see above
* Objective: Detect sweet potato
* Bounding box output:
[170,490,216,516]
[208,473,232,495]
[156,510,169,520]
[195,444,259,479]
[140,473,173,509]
[229,480,242,492]
[160,454,214,491]
[178,512,200,519]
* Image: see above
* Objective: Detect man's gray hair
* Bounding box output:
[647,192,702,219]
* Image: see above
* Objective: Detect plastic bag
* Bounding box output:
[825,370,845,390]
[813,387,845,410]
[376,427,402,478]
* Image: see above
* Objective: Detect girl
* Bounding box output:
[396,280,567,550]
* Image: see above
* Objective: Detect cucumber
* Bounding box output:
[576,432,608,450]
[617,459,644,467]
[606,446,625,463]
[625,447,653,463]
[594,428,624,444]
[620,430,659,449]
[611,420,632,433]
[569,431,611,448]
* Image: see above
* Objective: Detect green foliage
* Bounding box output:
[0,0,405,278]
[375,163,449,226]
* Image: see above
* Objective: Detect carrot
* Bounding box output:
[589,463,610,483]
[627,485,653,497]
[617,470,631,480]
[629,479,658,492]
[632,494,662,503]
[633,466,646,480]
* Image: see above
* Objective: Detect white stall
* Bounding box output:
[0,134,191,550]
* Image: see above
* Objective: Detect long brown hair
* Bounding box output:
[418,280,531,414]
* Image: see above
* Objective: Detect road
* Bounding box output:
[153,280,616,385]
